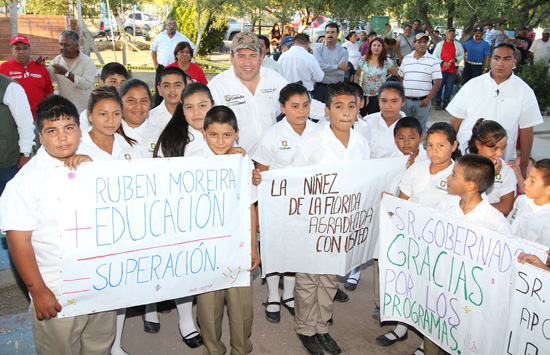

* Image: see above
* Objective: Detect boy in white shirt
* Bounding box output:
[148,66,187,130]
[292,83,369,355]
[0,96,116,354]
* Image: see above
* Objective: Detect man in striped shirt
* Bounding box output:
[398,33,442,132]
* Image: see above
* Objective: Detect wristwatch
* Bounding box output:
[65,71,70,78]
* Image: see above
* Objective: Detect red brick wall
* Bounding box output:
[0,15,67,61]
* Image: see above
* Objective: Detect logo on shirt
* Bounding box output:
[224,94,246,107]
[435,180,448,191]
[124,154,131,160]
[148,143,156,153]
[260,88,277,94]
[495,173,502,181]
[279,140,291,150]
[224,94,245,102]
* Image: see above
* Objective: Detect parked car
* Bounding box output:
[224,17,252,41]
[124,11,162,36]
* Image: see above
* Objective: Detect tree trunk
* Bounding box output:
[8,2,17,37]
[446,0,455,29]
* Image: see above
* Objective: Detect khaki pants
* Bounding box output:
[196,285,253,355]
[31,302,116,355]
[294,273,337,336]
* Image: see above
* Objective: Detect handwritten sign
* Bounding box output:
[505,261,550,354]
[56,155,252,318]
[258,157,407,277]
[379,195,547,355]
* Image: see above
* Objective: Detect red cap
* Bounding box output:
[10,35,30,46]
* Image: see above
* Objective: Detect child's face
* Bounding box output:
[325,94,357,134]
[524,167,550,201]
[39,116,81,161]
[89,98,122,138]
[499,24,505,31]
[158,74,185,106]
[379,89,404,121]
[100,74,127,92]
[183,92,214,131]
[281,93,310,128]
[475,137,507,166]
[426,131,457,165]
[122,86,151,128]
[395,127,422,156]
[204,123,238,155]
[446,163,469,196]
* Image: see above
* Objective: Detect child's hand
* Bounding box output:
[406,154,416,168]
[228,147,246,156]
[248,249,260,272]
[505,160,525,187]
[518,252,550,271]
[64,154,92,170]
[31,285,62,320]
[252,169,262,186]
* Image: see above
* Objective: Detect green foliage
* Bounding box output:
[517,61,550,113]
[25,0,100,17]
[167,2,226,56]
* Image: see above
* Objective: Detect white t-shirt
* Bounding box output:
[251,118,321,170]
[79,109,91,133]
[529,38,550,66]
[155,126,206,158]
[446,73,543,160]
[359,111,406,158]
[439,194,512,235]
[486,159,517,204]
[121,120,162,159]
[389,144,429,163]
[278,45,324,91]
[508,195,550,246]
[342,41,361,70]
[148,100,174,130]
[291,124,370,167]
[78,131,142,161]
[399,159,453,208]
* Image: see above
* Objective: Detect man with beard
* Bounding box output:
[151,17,195,69]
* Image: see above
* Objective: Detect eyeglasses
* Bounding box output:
[495,42,516,50]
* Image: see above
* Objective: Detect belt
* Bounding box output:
[466,60,483,65]
[406,95,428,101]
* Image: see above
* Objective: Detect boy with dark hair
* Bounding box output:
[392,116,427,163]
[149,66,187,129]
[0,96,114,355]
[291,83,369,355]
[192,105,260,355]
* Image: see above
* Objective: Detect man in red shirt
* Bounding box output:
[0,35,54,119]
[433,28,464,110]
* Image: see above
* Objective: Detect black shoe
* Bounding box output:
[298,334,325,355]
[333,288,349,303]
[281,297,295,316]
[181,330,204,349]
[442,102,448,110]
[343,279,358,291]
[375,330,408,347]
[263,300,281,323]
[327,317,333,326]
[316,333,342,354]
[435,103,442,110]
[143,317,160,334]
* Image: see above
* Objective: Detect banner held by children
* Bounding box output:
[57,155,252,318]
[258,157,408,277]
[379,195,547,355]
[505,261,550,354]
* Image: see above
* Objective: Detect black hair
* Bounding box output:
[456,154,495,194]
[88,86,136,147]
[533,159,550,186]
[378,81,405,100]
[326,22,340,33]
[368,31,377,38]
[394,116,422,137]
[294,33,309,44]
[204,106,238,132]
[326,83,356,108]
[346,82,364,100]
[404,25,412,30]
[345,31,356,41]
[258,35,270,50]
[100,62,129,81]
[466,119,507,154]
[181,82,214,105]
[36,95,79,131]
[279,82,310,105]
[427,122,462,160]
[120,78,153,105]
[159,66,187,86]
[173,41,193,59]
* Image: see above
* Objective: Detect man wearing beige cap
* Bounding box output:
[0,35,53,119]
[208,32,324,153]
[529,28,550,67]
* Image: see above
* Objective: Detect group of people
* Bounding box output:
[0,15,549,355]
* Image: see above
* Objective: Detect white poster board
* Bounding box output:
[258,157,407,277]
[379,195,547,355]
[57,155,252,318]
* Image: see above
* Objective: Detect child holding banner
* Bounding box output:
[508,159,550,245]
[466,119,517,216]
[251,82,321,323]
[0,96,117,354]
[192,105,260,355]
[291,83,370,355]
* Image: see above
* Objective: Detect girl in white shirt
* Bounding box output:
[466,119,517,216]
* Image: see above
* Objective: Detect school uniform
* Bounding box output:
[191,146,257,355]
[508,195,550,246]
[0,147,116,354]
[251,118,321,170]
[78,109,91,132]
[291,125,369,337]
[389,144,429,162]
[77,131,142,161]
[399,159,454,208]
[486,159,517,204]
[156,126,207,158]
[148,100,173,130]
[121,120,162,159]
[357,111,406,158]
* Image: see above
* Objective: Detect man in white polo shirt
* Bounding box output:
[208,32,325,153]
[398,33,442,133]
[279,33,324,92]
[151,17,194,69]
[447,42,543,178]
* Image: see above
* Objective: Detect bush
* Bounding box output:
[517,61,550,113]
[167,3,226,56]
